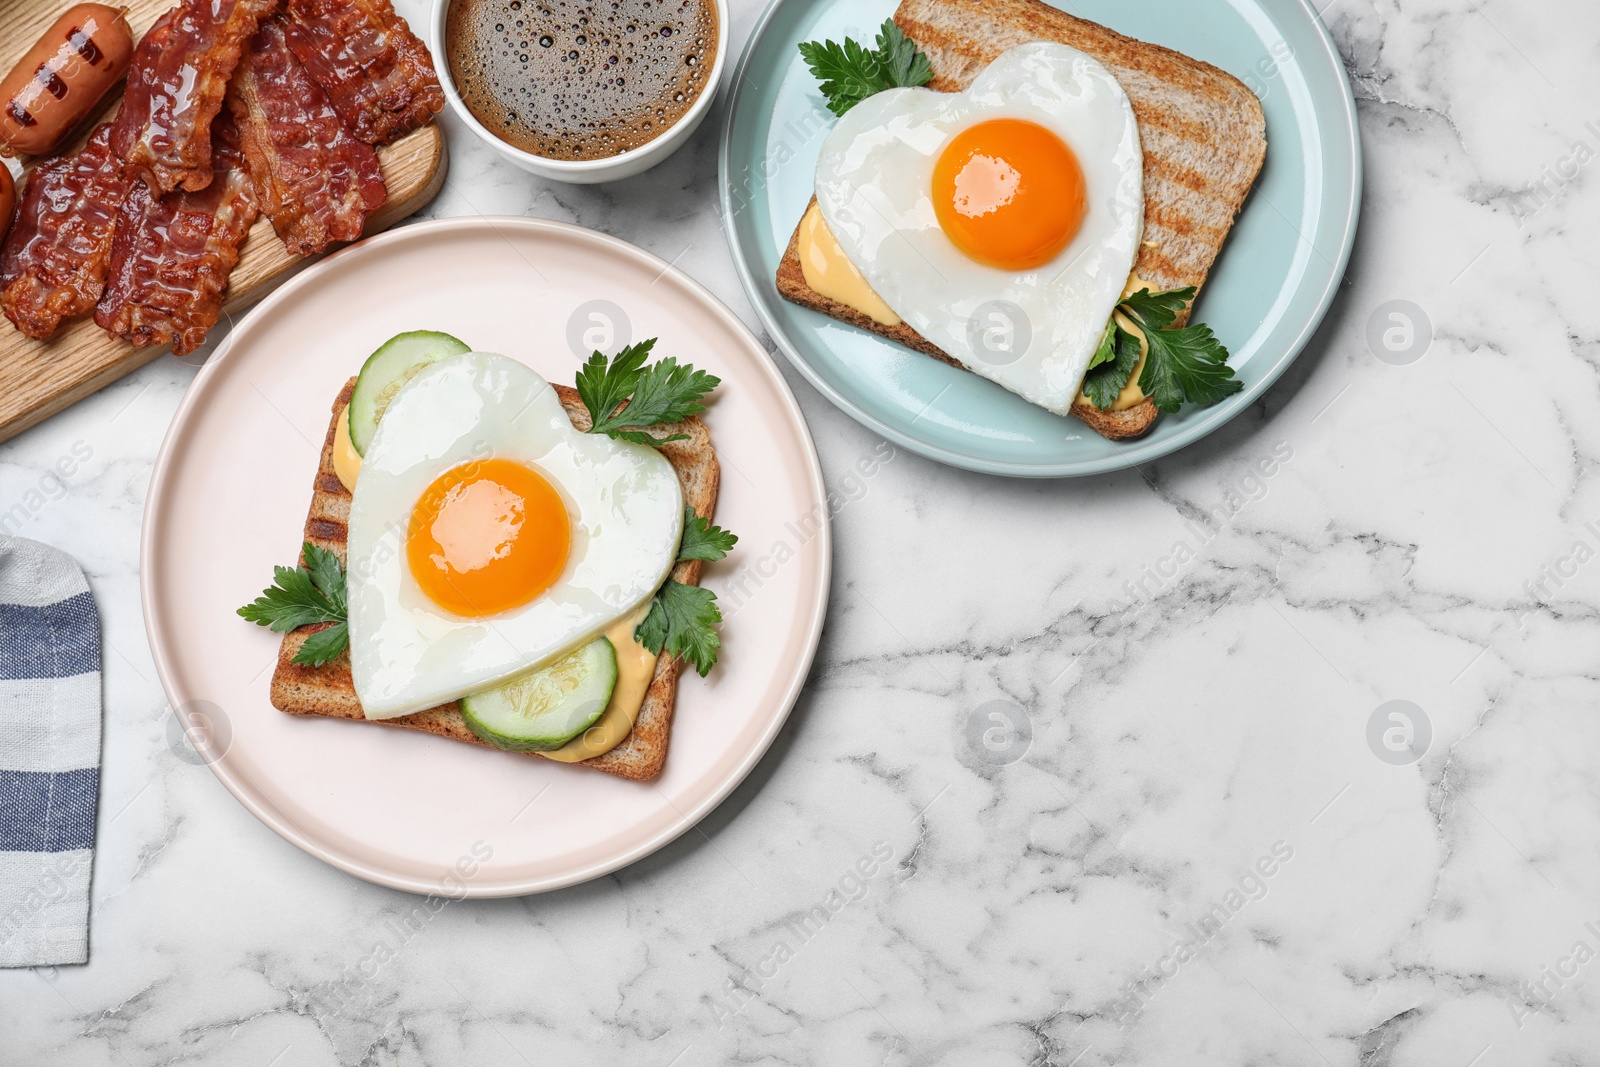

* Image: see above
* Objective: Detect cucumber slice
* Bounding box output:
[460,638,618,752]
[348,330,472,455]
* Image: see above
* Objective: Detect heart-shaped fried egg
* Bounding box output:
[814,42,1144,414]
[346,352,684,719]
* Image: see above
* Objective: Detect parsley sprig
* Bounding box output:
[636,508,738,677]
[799,19,933,117]
[576,339,721,446]
[676,509,739,562]
[237,542,349,667]
[1081,287,1243,414]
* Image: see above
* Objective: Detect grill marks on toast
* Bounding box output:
[267,376,722,781]
[774,0,1266,440]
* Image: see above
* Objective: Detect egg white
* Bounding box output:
[346,352,684,720]
[814,42,1144,415]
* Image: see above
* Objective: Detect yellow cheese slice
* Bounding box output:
[797,202,902,327]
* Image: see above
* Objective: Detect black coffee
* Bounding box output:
[447,0,718,161]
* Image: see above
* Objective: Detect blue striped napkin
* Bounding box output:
[0,536,101,968]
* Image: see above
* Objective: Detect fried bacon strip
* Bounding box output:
[95,113,260,355]
[227,18,387,256]
[111,0,281,193]
[0,124,130,340]
[283,0,444,146]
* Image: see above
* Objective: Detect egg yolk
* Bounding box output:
[406,458,570,617]
[932,118,1087,271]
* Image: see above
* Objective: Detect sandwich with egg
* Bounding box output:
[777,0,1267,439]
[237,331,732,781]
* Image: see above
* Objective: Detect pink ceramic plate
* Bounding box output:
[141,217,830,896]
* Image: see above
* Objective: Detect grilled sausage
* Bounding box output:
[0,5,134,157]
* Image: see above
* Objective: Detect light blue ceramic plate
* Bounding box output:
[718,0,1360,477]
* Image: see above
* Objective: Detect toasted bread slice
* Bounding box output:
[775,218,1161,439]
[268,377,721,782]
[775,0,1267,440]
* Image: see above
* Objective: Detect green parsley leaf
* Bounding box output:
[799,19,933,117]
[302,542,347,616]
[1118,287,1195,332]
[294,622,350,668]
[601,356,719,432]
[1082,286,1243,414]
[1085,321,1117,373]
[1081,323,1144,410]
[632,512,737,676]
[798,36,887,117]
[576,341,719,446]
[575,338,655,429]
[677,508,738,563]
[237,542,345,632]
[635,580,723,677]
[237,542,351,667]
[1137,321,1243,413]
[873,20,932,90]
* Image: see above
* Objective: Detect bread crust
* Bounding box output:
[775,0,1264,441]
[267,378,721,782]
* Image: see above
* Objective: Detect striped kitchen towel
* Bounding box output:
[0,536,101,967]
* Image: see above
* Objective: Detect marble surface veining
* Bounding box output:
[4,0,1600,1063]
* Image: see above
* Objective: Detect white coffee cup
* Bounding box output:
[431,0,728,184]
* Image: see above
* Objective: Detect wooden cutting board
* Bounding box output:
[0,0,448,445]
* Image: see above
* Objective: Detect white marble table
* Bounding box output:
[5,0,1598,1063]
